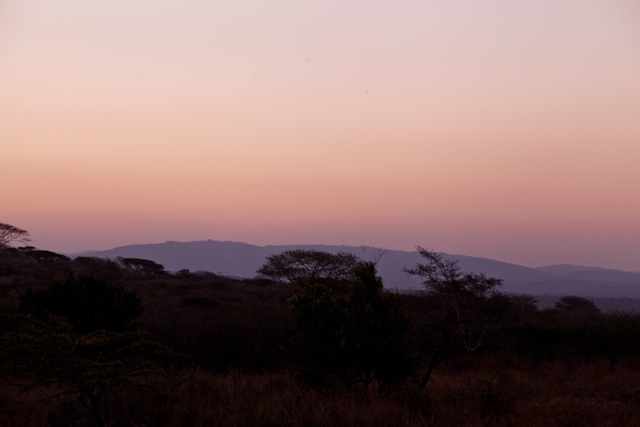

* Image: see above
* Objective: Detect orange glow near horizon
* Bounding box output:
[2,1,640,270]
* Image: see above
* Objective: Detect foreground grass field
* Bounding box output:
[4,359,640,426]
[4,249,640,426]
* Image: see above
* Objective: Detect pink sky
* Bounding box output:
[2,1,640,270]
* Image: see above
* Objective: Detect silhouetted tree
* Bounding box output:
[286,281,344,382]
[404,247,509,391]
[257,249,358,291]
[0,222,30,249]
[286,260,412,388]
[338,262,413,388]
[118,257,165,275]
[72,257,125,283]
[26,249,71,266]
[555,296,601,321]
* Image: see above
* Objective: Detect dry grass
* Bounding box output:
[4,359,640,426]
[4,255,640,426]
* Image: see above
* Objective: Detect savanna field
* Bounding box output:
[3,246,640,427]
[4,1,640,425]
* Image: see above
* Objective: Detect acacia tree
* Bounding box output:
[0,222,31,249]
[257,249,358,291]
[404,247,509,391]
[118,257,165,275]
[554,296,601,322]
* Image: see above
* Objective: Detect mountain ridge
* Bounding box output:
[69,240,640,297]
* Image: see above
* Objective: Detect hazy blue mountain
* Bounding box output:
[503,280,640,298]
[445,254,556,282]
[76,241,553,290]
[537,264,640,280]
[74,240,640,297]
[558,270,640,283]
[532,296,640,314]
[536,264,607,275]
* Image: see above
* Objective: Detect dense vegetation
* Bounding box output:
[3,238,640,426]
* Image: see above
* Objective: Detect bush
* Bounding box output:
[286,261,413,388]
[19,275,143,333]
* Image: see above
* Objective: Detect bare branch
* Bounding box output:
[403,246,508,391]
[0,222,31,249]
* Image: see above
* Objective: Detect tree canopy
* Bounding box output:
[404,246,509,390]
[256,249,358,291]
[118,257,165,275]
[285,260,412,388]
[0,222,31,249]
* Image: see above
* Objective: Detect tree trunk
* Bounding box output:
[417,357,445,392]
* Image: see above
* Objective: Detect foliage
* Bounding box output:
[337,262,414,387]
[286,261,413,388]
[19,275,143,334]
[118,257,165,275]
[555,296,599,312]
[591,312,640,373]
[0,222,30,249]
[25,249,71,265]
[0,313,186,427]
[72,256,126,283]
[133,271,291,371]
[554,295,602,322]
[0,246,40,278]
[6,243,640,425]
[404,247,509,390]
[287,282,344,375]
[257,249,358,291]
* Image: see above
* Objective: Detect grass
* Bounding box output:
[4,358,640,426]
[4,252,640,426]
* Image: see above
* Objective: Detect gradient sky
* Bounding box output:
[2,1,640,270]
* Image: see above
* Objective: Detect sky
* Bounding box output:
[1,0,640,270]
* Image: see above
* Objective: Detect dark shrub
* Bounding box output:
[19,276,143,333]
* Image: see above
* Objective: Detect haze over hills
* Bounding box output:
[71,240,640,298]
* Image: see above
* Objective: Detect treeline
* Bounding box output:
[3,241,640,426]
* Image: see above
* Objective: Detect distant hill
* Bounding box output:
[532,296,640,314]
[537,264,639,279]
[73,240,640,297]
